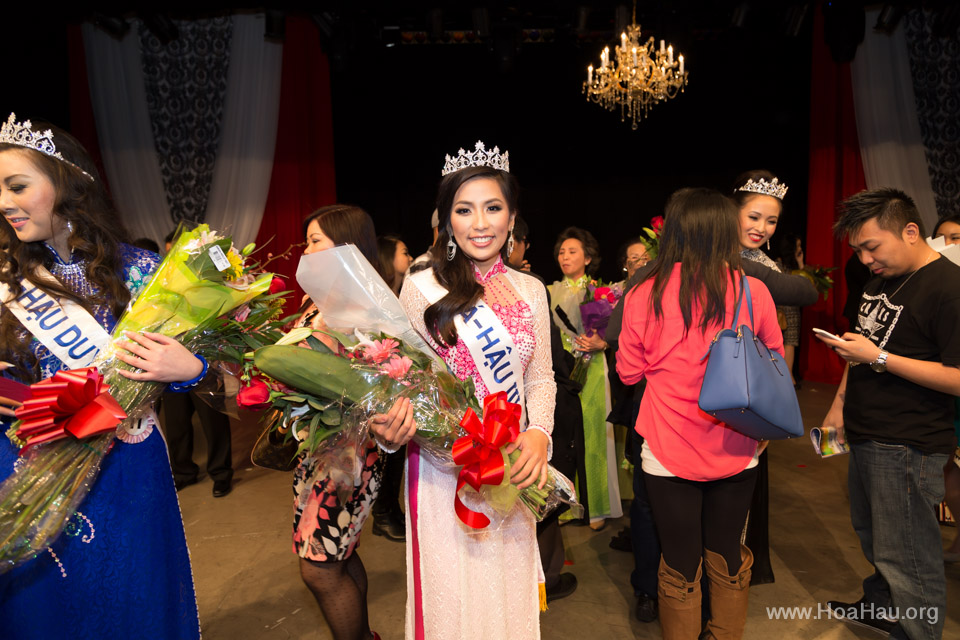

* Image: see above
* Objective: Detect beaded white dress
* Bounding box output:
[398,258,556,640]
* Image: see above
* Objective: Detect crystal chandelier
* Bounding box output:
[582,7,689,129]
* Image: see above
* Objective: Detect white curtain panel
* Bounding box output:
[82,21,173,245]
[850,9,939,231]
[204,13,283,248]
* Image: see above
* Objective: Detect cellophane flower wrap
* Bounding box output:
[569,279,624,386]
[0,225,280,572]
[247,245,581,528]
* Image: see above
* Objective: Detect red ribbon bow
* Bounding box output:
[14,368,127,453]
[452,391,522,529]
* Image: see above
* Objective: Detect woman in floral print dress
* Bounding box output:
[291,204,387,640]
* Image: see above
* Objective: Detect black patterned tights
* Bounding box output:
[300,554,372,640]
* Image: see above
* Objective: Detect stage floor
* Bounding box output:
[175,380,960,639]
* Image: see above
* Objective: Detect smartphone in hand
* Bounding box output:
[812,327,845,342]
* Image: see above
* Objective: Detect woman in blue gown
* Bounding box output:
[0,115,202,639]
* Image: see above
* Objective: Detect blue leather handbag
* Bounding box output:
[698,274,804,440]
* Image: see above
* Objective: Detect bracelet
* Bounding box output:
[167,355,209,393]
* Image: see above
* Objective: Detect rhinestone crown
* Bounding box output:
[442,141,509,176]
[737,177,788,200]
[0,113,95,182]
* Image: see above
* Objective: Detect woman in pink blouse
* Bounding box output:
[616,188,783,640]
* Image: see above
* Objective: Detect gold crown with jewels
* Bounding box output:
[0,113,95,182]
[442,140,510,176]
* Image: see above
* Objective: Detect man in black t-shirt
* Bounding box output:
[817,189,960,640]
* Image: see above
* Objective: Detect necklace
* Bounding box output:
[879,253,936,300]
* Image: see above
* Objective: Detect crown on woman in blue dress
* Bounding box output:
[0,112,95,182]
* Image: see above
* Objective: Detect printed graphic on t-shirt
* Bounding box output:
[857,293,903,349]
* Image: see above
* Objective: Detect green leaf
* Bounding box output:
[316,427,340,442]
[306,397,326,411]
[321,407,341,426]
[282,395,306,403]
[305,335,334,354]
[240,333,264,351]
[254,345,374,403]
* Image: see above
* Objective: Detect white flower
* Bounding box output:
[275,327,314,346]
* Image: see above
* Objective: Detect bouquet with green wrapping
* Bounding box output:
[0,225,283,572]
[243,245,582,529]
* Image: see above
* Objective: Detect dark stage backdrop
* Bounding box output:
[8,12,812,284]
[330,20,813,285]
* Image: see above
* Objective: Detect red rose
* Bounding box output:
[594,286,612,302]
[651,216,664,233]
[237,377,271,410]
[269,277,286,295]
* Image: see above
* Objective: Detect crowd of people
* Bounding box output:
[0,116,958,640]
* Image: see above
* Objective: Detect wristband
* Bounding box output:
[167,354,208,393]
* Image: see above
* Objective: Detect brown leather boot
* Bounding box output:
[700,545,754,640]
[657,556,703,640]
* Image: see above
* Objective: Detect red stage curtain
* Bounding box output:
[800,9,867,384]
[254,16,337,312]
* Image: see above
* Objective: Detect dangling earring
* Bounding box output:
[446,237,457,261]
[766,239,770,251]
[507,231,515,257]
[66,220,74,233]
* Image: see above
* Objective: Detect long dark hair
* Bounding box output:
[0,123,131,378]
[377,234,404,293]
[424,166,519,346]
[643,188,742,335]
[778,233,803,271]
[303,204,382,275]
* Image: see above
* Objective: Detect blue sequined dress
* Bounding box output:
[0,244,201,640]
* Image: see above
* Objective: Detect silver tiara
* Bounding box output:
[737,177,788,200]
[0,113,95,182]
[442,140,509,176]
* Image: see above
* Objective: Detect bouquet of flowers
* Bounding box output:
[244,245,581,529]
[0,225,284,572]
[792,265,836,300]
[638,215,664,260]
[569,279,624,386]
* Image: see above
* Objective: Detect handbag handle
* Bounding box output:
[735,273,785,373]
[701,271,756,362]
[729,271,755,333]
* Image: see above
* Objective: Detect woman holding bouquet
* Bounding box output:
[371,146,556,639]
[294,204,387,640]
[548,227,622,530]
[0,116,201,638]
[617,188,782,639]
